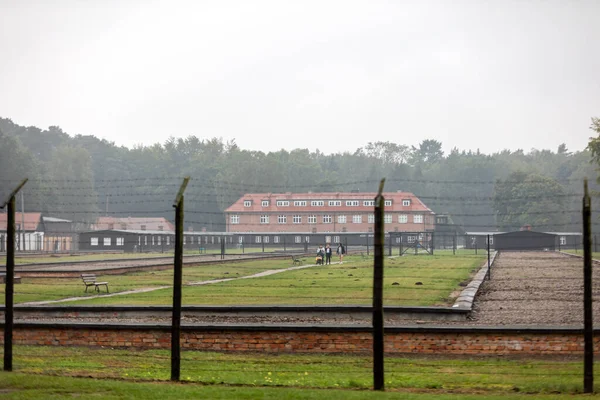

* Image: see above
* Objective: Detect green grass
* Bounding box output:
[0,345,598,398]
[2,253,485,306]
[0,259,291,304]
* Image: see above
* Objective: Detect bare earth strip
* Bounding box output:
[468,251,599,326]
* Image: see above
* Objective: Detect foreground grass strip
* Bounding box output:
[65,254,484,306]
[1,345,598,395]
[0,372,586,400]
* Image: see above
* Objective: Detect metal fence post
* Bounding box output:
[373,179,385,391]
[1,178,27,372]
[583,179,593,393]
[171,177,189,382]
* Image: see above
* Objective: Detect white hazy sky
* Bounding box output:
[1,0,599,155]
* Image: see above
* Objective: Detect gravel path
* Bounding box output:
[466,251,597,327]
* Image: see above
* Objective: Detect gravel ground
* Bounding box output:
[466,251,596,327]
[12,251,595,327]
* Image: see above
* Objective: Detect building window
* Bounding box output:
[308,215,317,224]
[294,200,307,206]
[329,200,341,206]
[273,236,280,243]
[323,215,332,223]
[260,215,269,224]
[346,200,359,206]
[337,215,347,224]
[90,237,98,246]
[293,215,302,224]
[103,237,111,246]
[295,236,302,243]
[413,214,423,223]
[560,236,566,245]
[140,225,147,231]
[311,200,324,206]
[238,236,243,243]
[402,199,411,206]
[244,200,252,207]
[352,215,362,223]
[276,200,289,206]
[116,237,124,246]
[304,236,310,243]
[384,200,392,206]
[230,215,240,224]
[363,200,375,206]
[407,235,416,243]
[384,215,392,224]
[333,236,340,243]
[157,236,161,245]
[120,223,127,229]
[158,225,164,231]
[262,200,269,207]
[144,236,148,245]
[399,214,408,224]
[263,236,269,243]
[368,214,375,224]
[278,215,287,224]
[255,236,261,243]
[166,236,170,245]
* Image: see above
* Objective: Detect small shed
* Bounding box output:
[494,230,557,251]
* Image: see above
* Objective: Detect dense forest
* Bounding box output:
[1,116,599,233]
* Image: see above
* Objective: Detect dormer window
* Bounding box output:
[276,200,290,206]
[244,200,252,207]
[158,225,164,231]
[140,225,147,231]
[402,199,410,206]
[384,200,392,206]
[261,200,269,207]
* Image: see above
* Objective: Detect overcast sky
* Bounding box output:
[1,0,598,155]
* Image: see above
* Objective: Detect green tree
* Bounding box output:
[493,172,567,231]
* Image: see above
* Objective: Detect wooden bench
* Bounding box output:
[81,274,109,293]
[291,255,302,265]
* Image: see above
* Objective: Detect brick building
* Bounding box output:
[224,192,435,233]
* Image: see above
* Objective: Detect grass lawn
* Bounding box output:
[0,345,597,398]
[61,254,485,306]
[0,259,290,304]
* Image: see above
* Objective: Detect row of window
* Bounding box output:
[90,237,125,246]
[244,199,410,207]
[231,214,425,224]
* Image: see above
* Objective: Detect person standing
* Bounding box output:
[336,242,345,264]
[325,243,332,265]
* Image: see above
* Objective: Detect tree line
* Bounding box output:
[1,116,599,233]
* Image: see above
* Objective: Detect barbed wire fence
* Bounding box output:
[0,176,598,393]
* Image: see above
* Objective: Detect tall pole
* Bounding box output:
[1,178,27,372]
[20,191,25,251]
[373,179,385,391]
[171,177,189,382]
[583,178,593,393]
[4,196,15,371]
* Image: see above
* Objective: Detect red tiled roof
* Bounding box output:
[93,217,175,231]
[0,212,42,231]
[224,192,434,214]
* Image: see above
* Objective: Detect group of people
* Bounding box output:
[315,243,345,265]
